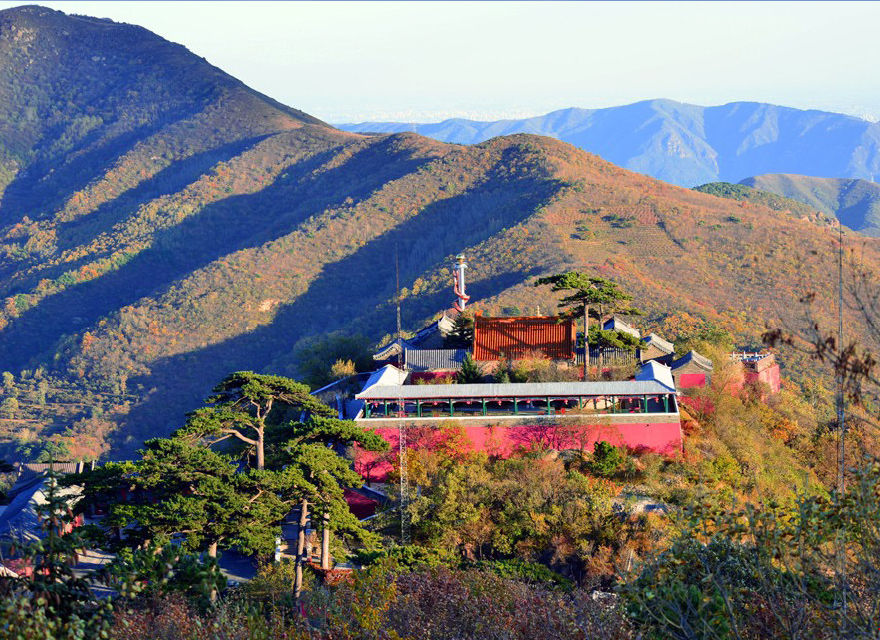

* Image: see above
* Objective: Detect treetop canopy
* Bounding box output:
[207,371,333,418]
[534,272,638,317]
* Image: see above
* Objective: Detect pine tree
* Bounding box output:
[81,439,299,558]
[456,353,484,384]
[535,273,639,377]
[445,312,475,349]
[278,415,388,599]
[177,371,333,470]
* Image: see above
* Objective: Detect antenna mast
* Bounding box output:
[836,220,847,621]
[837,220,846,495]
[395,245,410,544]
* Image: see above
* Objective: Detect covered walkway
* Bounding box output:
[356,380,677,420]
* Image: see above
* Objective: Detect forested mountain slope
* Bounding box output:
[0,6,878,459]
[740,174,880,235]
[339,100,880,187]
[693,182,830,221]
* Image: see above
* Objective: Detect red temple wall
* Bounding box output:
[355,421,683,482]
[677,373,707,389]
[744,364,781,394]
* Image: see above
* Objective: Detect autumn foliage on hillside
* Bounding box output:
[1,6,879,457]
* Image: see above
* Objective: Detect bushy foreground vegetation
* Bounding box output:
[5,459,880,639]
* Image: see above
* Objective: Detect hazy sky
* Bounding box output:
[3,1,879,123]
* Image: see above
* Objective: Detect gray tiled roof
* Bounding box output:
[642,333,674,354]
[603,316,641,339]
[672,350,714,372]
[356,379,674,400]
[405,348,468,372]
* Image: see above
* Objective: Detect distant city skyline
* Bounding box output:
[2,1,879,123]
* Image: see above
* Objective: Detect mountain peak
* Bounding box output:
[0,3,333,208]
[0,4,325,134]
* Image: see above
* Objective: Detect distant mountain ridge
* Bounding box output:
[738,174,880,236]
[339,100,880,187]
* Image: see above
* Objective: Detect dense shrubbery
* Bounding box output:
[623,462,880,639]
[5,374,880,639]
[102,562,631,640]
[10,461,880,639]
[386,444,666,586]
[356,545,573,589]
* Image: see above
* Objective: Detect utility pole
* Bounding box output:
[837,220,846,496]
[395,246,410,544]
[835,220,847,627]
[582,301,589,380]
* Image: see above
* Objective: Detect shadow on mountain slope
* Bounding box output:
[1,135,277,294]
[117,266,539,452]
[0,108,213,226]
[115,168,562,450]
[0,136,434,371]
[53,134,278,251]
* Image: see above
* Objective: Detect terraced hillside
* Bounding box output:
[0,6,877,459]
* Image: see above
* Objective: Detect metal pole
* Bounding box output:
[836,220,847,625]
[396,245,410,545]
[583,302,588,380]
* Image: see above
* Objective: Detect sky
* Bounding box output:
[2,1,879,124]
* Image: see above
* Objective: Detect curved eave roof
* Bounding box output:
[642,333,675,355]
[672,350,714,372]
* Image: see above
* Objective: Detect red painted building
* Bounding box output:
[352,362,682,481]
[730,352,781,395]
[670,350,714,389]
[741,353,781,393]
[473,316,576,361]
